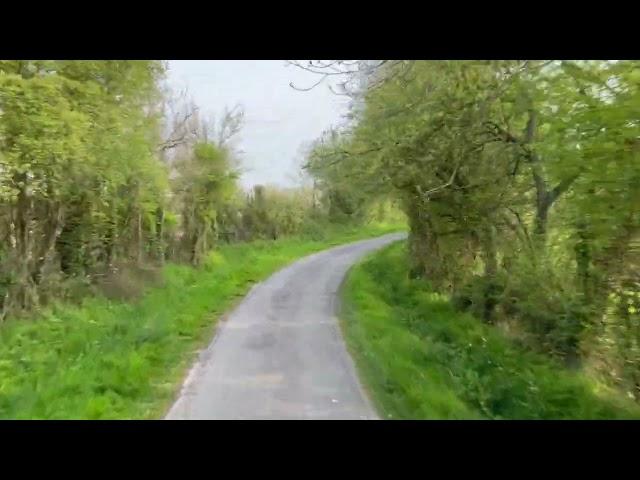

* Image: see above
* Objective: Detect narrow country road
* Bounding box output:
[166,232,406,420]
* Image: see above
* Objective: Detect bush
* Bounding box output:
[341,241,640,419]
[202,251,227,272]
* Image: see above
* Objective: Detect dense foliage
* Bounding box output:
[341,242,640,419]
[0,60,400,322]
[304,60,640,401]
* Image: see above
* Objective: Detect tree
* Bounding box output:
[175,142,239,265]
[296,59,640,382]
[0,60,167,317]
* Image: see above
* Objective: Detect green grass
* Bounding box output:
[0,222,404,419]
[340,241,640,419]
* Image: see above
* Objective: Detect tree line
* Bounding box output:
[0,60,389,320]
[302,60,640,401]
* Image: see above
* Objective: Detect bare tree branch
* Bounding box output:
[416,166,459,199]
[289,75,327,92]
[506,206,534,252]
[217,104,245,146]
[157,107,199,152]
[287,60,396,95]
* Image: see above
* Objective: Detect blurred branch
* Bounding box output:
[287,60,394,94]
[290,75,327,92]
[158,109,198,152]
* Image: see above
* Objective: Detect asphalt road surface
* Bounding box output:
[166,233,406,420]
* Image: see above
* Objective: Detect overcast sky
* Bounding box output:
[166,61,351,189]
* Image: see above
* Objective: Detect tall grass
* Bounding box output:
[0,223,404,419]
[340,241,640,419]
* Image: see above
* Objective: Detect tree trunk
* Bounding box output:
[524,110,578,241]
[105,200,118,271]
[136,210,143,265]
[56,199,86,276]
[574,219,591,300]
[12,176,37,310]
[480,225,499,323]
[405,198,442,284]
[155,206,165,264]
[534,182,551,237]
[32,201,61,286]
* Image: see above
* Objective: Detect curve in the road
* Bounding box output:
[165,232,406,420]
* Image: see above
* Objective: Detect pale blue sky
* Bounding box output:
[166,61,350,189]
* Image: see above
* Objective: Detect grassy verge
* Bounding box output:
[0,222,404,419]
[340,241,640,419]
